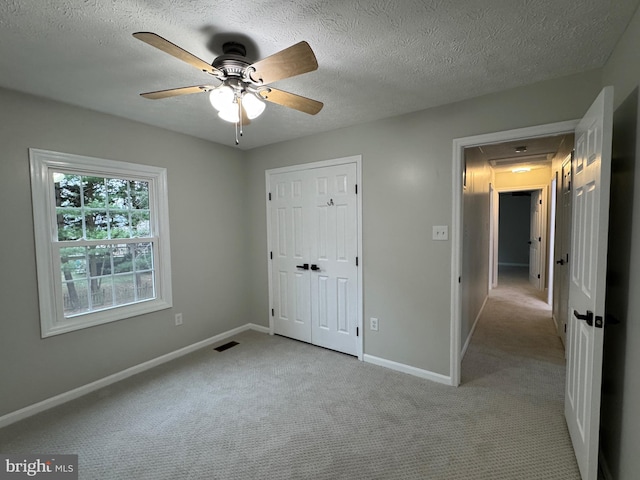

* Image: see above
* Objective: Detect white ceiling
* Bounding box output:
[1,0,638,150]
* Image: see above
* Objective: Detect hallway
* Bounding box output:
[461,265,580,478]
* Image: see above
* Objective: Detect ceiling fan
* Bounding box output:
[133,32,324,144]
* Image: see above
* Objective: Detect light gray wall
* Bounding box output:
[498,193,530,266]
[245,71,602,376]
[600,3,640,478]
[0,88,248,416]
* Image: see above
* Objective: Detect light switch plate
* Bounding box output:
[432,225,448,241]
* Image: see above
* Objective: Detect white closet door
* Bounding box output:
[308,163,358,356]
[269,162,359,356]
[270,170,311,343]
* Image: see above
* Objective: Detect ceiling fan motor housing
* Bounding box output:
[212,42,255,80]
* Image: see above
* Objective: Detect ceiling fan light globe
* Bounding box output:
[209,86,234,112]
[218,107,239,123]
[242,93,266,119]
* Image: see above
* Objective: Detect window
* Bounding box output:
[30,149,172,337]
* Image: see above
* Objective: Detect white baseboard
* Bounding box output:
[461,295,488,359]
[497,262,528,267]
[363,354,453,386]
[0,323,269,429]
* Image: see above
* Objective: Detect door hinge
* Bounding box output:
[268,192,272,201]
[271,308,274,317]
[458,276,461,283]
[270,251,273,260]
[356,327,359,337]
[538,236,541,242]
[537,274,540,279]
[356,256,359,266]
[564,324,567,333]
[355,184,358,194]
[539,199,542,205]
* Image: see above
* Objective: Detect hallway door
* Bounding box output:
[553,155,572,347]
[269,161,359,356]
[565,86,613,480]
[529,190,543,289]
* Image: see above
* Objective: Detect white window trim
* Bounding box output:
[29,148,172,338]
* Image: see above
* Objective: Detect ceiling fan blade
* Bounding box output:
[133,32,221,77]
[140,85,217,100]
[259,88,323,115]
[249,41,318,85]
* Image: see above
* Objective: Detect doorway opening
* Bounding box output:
[495,187,549,302]
[450,120,578,386]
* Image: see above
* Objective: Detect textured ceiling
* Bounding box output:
[1,0,638,150]
[475,134,574,172]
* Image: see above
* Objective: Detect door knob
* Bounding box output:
[310,264,320,271]
[296,263,309,270]
[573,309,593,327]
[556,259,565,265]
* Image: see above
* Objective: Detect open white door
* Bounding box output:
[565,86,613,480]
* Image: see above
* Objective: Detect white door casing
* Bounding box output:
[565,86,613,480]
[267,157,362,358]
[548,177,557,305]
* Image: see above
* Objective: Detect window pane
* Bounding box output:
[110,212,131,239]
[62,280,89,316]
[83,176,106,208]
[107,178,130,209]
[54,173,81,208]
[85,211,109,240]
[90,277,114,311]
[56,208,83,241]
[131,211,150,237]
[113,244,133,274]
[60,247,87,282]
[114,274,135,306]
[88,245,112,277]
[134,243,154,271]
[130,180,149,209]
[136,271,155,301]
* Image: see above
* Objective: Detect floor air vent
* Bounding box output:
[214,341,239,352]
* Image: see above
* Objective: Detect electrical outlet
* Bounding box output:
[432,225,449,241]
[370,317,379,331]
[175,313,183,326]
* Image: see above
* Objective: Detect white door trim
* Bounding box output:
[265,155,364,360]
[451,120,578,386]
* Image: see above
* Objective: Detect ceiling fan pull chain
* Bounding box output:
[235,121,239,145]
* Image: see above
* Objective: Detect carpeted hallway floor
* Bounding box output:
[0,267,579,479]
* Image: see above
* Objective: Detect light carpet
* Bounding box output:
[0,271,579,479]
